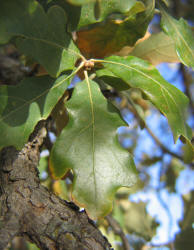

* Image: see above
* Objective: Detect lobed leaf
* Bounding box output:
[76,0,155,58]
[0,74,72,149]
[62,0,148,31]
[0,0,80,77]
[97,56,192,142]
[160,8,194,68]
[50,79,137,219]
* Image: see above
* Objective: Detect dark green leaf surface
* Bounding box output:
[98,56,192,142]
[0,0,80,77]
[160,8,194,68]
[0,74,72,149]
[50,79,137,218]
[61,0,149,31]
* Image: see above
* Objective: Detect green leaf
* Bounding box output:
[130,32,180,65]
[76,0,155,58]
[160,8,194,68]
[182,140,194,164]
[123,202,158,240]
[50,79,137,219]
[96,68,129,90]
[0,74,72,149]
[96,56,192,142]
[0,0,80,77]
[67,0,95,5]
[59,0,153,31]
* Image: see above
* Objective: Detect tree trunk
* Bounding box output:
[0,122,112,250]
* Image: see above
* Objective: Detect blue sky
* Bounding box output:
[118,61,194,245]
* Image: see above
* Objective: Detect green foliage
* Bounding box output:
[0,74,72,149]
[0,0,193,229]
[50,79,137,218]
[0,0,80,76]
[160,6,194,68]
[97,56,191,142]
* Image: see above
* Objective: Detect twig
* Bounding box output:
[106,215,131,250]
[145,125,183,160]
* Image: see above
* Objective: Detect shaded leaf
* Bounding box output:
[123,202,158,240]
[0,0,80,77]
[96,68,129,90]
[76,0,155,58]
[61,0,147,31]
[160,8,194,68]
[130,32,180,65]
[0,74,72,149]
[182,140,194,164]
[50,79,137,219]
[97,55,192,142]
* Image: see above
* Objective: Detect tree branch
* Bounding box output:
[0,122,112,250]
[106,215,131,250]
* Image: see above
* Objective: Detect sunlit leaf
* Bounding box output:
[50,79,137,219]
[160,8,194,68]
[76,0,155,58]
[0,74,72,149]
[96,56,192,142]
[130,32,180,65]
[0,0,80,77]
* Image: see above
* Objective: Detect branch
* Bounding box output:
[0,122,112,250]
[106,215,131,250]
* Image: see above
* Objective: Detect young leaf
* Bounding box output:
[160,8,194,68]
[0,74,72,149]
[96,56,192,142]
[0,0,80,77]
[50,79,137,219]
[130,32,180,65]
[76,0,155,58]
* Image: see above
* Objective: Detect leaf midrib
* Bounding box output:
[84,76,98,204]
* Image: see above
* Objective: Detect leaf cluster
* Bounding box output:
[0,0,193,221]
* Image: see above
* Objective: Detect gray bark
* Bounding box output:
[0,122,112,250]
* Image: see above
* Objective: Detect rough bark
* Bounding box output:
[0,122,112,250]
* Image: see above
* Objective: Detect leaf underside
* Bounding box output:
[50,79,137,219]
[130,32,180,65]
